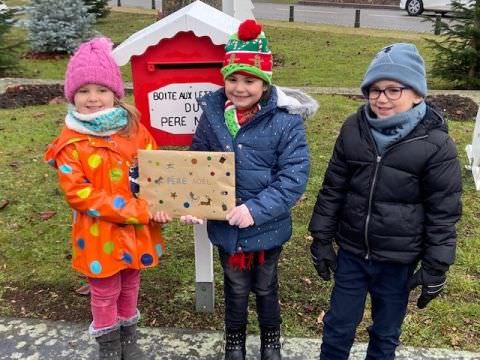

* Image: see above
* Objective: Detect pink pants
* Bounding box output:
[88,269,140,331]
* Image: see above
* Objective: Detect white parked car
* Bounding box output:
[400,0,468,16]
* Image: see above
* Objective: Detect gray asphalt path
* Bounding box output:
[1,317,480,359]
[109,0,162,10]
[252,3,449,33]
[108,0,455,33]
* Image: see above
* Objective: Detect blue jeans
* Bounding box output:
[320,249,414,360]
[219,247,282,329]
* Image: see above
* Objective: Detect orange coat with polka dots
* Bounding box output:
[44,124,165,278]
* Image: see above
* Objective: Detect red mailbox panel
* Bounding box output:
[131,31,226,146]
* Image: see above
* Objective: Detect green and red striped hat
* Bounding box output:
[221,19,273,84]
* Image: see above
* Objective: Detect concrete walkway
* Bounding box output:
[1,317,479,359]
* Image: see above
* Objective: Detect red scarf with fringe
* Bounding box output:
[227,250,265,271]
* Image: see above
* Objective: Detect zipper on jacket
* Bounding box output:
[364,155,381,260]
[362,134,428,260]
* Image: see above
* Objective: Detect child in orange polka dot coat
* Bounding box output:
[44,37,171,360]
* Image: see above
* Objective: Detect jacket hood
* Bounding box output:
[44,128,89,168]
[275,86,319,120]
[423,101,448,133]
[198,86,318,121]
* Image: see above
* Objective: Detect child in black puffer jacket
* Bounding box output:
[309,43,462,360]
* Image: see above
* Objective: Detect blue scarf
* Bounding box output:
[365,101,426,154]
[65,106,128,136]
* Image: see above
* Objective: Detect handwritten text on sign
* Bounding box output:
[148,83,221,135]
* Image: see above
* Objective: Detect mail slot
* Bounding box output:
[147,61,224,71]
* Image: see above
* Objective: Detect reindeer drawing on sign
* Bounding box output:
[200,196,212,206]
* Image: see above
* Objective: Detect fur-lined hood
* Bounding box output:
[275,86,319,120]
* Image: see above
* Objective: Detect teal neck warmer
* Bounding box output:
[65,106,129,136]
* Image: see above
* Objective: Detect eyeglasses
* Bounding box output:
[368,86,411,100]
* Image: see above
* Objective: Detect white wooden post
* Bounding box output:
[222,0,255,20]
[466,108,480,190]
[194,223,215,312]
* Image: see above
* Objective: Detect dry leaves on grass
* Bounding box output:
[317,310,325,324]
[38,211,56,220]
[75,284,90,296]
[0,199,9,210]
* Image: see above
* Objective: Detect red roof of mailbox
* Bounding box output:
[112,1,241,66]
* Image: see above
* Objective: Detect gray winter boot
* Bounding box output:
[96,329,121,359]
[120,324,145,360]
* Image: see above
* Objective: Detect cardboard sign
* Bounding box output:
[138,150,236,220]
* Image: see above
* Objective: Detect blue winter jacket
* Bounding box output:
[191,86,314,254]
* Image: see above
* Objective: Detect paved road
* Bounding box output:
[253,2,450,33]
[109,0,456,33]
[110,0,162,10]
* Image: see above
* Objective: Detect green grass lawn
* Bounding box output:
[8,11,449,89]
[1,8,479,352]
[1,94,478,351]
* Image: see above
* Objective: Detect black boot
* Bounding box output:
[96,329,121,359]
[260,326,281,360]
[120,324,145,360]
[224,326,246,360]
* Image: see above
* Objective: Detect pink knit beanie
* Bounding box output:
[64,37,124,103]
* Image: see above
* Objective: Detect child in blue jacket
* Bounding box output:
[182,19,316,360]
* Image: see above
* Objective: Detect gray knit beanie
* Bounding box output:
[360,43,427,97]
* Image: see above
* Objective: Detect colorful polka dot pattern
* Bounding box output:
[103,241,115,254]
[77,238,85,249]
[88,154,102,169]
[90,260,102,275]
[77,187,92,199]
[109,168,123,181]
[156,244,163,257]
[141,254,153,266]
[90,223,99,237]
[122,252,133,264]
[59,164,73,174]
[125,217,139,225]
[46,126,165,278]
[113,196,126,209]
[71,149,79,160]
[87,209,100,217]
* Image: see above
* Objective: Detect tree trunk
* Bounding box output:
[162,0,222,16]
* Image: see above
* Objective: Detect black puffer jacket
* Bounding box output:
[309,104,462,272]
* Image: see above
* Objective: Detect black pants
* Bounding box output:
[219,247,282,329]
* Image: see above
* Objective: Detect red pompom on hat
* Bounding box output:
[237,19,262,41]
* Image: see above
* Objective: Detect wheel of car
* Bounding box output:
[406,0,424,16]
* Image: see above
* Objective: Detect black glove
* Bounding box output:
[310,239,337,281]
[407,267,446,309]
